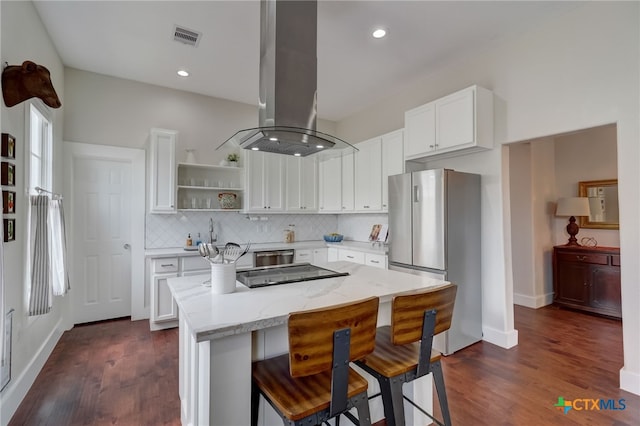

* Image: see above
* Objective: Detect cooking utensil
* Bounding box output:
[235,241,252,263]
[223,242,241,263]
[198,243,209,258]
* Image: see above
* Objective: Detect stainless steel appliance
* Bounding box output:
[388,168,482,355]
[254,249,295,267]
[237,263,349,288]
[217,0,357,158]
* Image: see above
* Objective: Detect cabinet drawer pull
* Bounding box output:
[370,260,380,264]
[347,255,355,259]
[161,263,175,267]
[576,255,586,261]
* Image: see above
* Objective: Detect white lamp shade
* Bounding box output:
[556,197,591,217]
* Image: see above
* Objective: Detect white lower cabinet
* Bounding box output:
[149,255,209,330]
[328,246,387,269]
[338,248,366,264]
[295,247,329,264]
[365,253,387,269]
[150,258,179,328]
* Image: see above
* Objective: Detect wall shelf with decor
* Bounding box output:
[1,133,16,243]
[176,163,244,211]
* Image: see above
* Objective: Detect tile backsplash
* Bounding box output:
[146,212,389,248]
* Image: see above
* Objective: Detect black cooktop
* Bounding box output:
[236,263,349,288]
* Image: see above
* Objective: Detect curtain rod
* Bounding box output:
[35,186,63,200]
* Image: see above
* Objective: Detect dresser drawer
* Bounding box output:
[611,255,620,266]
[556,252,608,265]
[152,257,179,273]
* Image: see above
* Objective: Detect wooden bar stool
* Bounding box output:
[354,284,457,426]
[251,296,380,426]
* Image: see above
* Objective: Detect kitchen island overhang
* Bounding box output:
[168,261,451,425]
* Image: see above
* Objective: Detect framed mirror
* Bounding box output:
[578,179,619,229]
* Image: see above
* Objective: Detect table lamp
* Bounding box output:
[556,197,591,246]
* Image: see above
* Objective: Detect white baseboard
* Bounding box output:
[482,325,519,349]
[620,367,640,396]
[513,292,554,308]
[0,317,65,425]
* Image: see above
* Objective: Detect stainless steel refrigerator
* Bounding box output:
[388,168,482,355]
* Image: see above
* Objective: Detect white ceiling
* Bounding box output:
[33,1,580,122]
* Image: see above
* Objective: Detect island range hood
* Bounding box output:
[217,0,357,158]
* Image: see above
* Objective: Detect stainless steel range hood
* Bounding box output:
[217,0,356,158]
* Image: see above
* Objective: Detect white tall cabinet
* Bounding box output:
[148,128,177,213]
[381,130,404,211]
[285,156,318,211]
[246,151,285,211]
[318,152,355,213]
[354,137,383,211]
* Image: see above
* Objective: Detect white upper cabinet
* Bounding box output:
[381,129,404,211]
[318,155,342,212]
[341,152,355,212]
[246,151,284,212]
[354,137,382,211]
[285,156,318,212]
[148,128,177,214]
[404,85,493,160]
[404,102,436,158]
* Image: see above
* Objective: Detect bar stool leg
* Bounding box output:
[353,392,372,426]
[378,376,405,426]
[431,360,451,426]
[251,381,260,426]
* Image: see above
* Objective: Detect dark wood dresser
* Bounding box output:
[552,245,621,319]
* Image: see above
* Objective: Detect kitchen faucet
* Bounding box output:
[209,218,217,243]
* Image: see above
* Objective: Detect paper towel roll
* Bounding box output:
[210,262,237,294]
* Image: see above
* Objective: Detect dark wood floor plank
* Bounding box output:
[8,305,640,425]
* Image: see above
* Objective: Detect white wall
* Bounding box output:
[63,68,337,165]
[336,2,640,394]
[553,124,619,247]
[0,1,68,423]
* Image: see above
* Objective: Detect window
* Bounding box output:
[27,101,53,194]
[24,100,53,312]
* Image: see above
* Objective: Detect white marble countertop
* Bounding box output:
[145,240,387,258]
[167,261,447,343]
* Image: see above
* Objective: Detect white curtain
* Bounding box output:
[28,194,69,316]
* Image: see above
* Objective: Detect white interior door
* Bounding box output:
[71,156,132,323]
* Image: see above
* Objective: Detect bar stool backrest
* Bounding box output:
[288,296,379,378]
[391,284,457,346]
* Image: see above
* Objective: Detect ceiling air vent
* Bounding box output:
[173,25,201,47]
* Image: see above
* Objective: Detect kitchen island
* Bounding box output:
[168,261,450,426]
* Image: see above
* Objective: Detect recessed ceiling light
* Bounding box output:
[269,137,279,141]
[316,145,324,149]
[251,147,260,151]
[293,153,301,157]
[177,69,190,77]
[372,28,387,39]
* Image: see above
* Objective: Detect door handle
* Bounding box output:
[413,186,420,202]
[124,243,131,249]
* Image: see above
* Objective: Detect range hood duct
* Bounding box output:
[217,0,356,158]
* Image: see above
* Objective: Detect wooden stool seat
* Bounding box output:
[252,353,370,421]
[251,296,379,426]
[357,326,442,378]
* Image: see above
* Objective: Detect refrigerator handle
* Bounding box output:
[413,185,420,203]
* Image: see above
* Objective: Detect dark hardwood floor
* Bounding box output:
[9,306,640,425]
[8,319,180,426]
